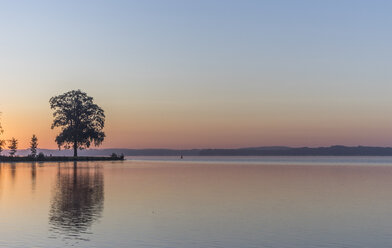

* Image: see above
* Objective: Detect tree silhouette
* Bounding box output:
[49,90,105,157]
[0,113,4,155]
[8,137,18,157]
[0,139,4,155]
[30,134,38,157]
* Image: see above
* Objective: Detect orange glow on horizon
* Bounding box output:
[2,103,392,150]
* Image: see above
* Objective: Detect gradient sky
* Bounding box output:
[1,0,392,149]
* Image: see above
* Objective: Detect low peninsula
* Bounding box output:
[0,154,124,162]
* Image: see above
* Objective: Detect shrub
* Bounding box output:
[37,152,45,160]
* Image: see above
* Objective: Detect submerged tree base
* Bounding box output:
[0,156,124,162]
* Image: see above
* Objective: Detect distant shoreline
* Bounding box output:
[4,146,392,157]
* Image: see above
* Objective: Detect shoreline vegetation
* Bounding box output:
[0,90,110,162]
[0,153,124,162]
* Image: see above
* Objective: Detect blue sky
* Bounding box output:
[1,0,392,148]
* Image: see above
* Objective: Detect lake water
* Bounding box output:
[2,157,392,247]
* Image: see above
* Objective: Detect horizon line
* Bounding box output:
[6,145,392,151]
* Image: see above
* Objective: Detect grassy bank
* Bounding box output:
[0,155,124,162]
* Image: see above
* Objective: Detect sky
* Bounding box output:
[1,0,392,149]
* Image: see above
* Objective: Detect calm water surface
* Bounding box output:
[1,157,392,247]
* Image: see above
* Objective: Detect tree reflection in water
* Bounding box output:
[49,162,104,242]
[10,163,16,183]
[31,162,36,192]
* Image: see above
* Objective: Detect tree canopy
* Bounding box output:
[30,134,38,157]
[8,137,18,157]
[50,90,105,157]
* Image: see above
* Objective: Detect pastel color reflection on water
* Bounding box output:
[1,158,392,247]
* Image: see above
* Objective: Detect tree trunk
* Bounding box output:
[73,141,78,157]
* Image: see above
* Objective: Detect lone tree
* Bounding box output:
[30,134,38,157]
[49,90,105,157]
[8,137,18,157]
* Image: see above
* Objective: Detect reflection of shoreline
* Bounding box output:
[49,162,104,241]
